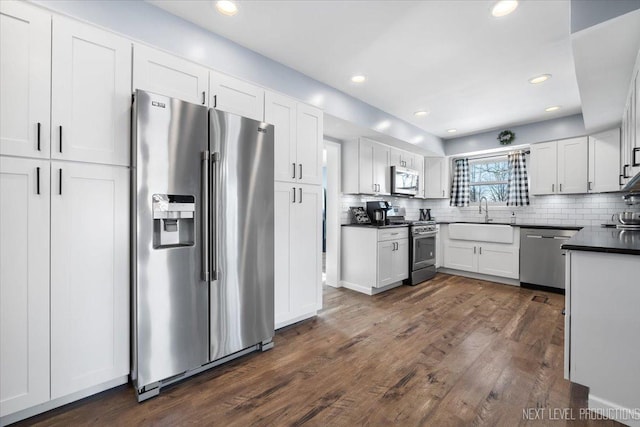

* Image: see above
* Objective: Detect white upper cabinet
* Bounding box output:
[588,129,621,193]
[0,1,51,159]
[295,103,323,186]
[266,91,323,186]
[50,162,129,399]
[0,157,50,416]
[209,70,264,121]
[266,92,297,183]
[52,17,131,166]
[632,70,640,177]
[530,141,558,195]
[557,137,588,194]
[372,142,390,195]
[133,44,209,105]
[342,138,390,195]
[424,157,449,199]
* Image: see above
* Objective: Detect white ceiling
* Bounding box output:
[148,0,582,139]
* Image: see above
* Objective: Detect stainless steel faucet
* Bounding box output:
[479,196,491,222]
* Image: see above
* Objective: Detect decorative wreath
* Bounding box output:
[497,130,515,145]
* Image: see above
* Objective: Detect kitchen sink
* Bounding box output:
[448,223,514,243]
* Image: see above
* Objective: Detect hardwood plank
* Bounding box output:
[14,274,624,426]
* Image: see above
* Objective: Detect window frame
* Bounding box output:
[468,156,510,204]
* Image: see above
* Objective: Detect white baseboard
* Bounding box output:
[339,280,403,295]
[437,268,520,287]
[588,394,640,427]
[1,376,128,426]
[275,311,317,330]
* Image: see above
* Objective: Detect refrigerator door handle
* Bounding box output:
[201,151,210,281]
[211,152,220,280]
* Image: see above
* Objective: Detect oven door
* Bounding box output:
[412,232,437,271]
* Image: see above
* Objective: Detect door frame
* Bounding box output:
[324,139,341,288]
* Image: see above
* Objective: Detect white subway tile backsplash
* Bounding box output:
[340,192,640,226]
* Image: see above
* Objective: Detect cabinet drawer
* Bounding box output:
[378,228,408,242]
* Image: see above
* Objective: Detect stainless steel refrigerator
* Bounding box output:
[131,89,274,401]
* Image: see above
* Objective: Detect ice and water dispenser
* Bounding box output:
[152,194,195,248]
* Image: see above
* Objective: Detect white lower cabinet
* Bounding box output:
[274,182,322,329]
[0,157,50,417]
[341,226,409,294]
[50,162,129,398]
[0,158,129,420]
[443,231,519,280]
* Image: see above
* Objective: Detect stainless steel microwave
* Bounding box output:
[391,166,419,196]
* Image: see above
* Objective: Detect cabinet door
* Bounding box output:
[210,70,264,121]
[557,137,588,194]
[266,92,297,183]
[133,44,208,105]
[372,143,390,195]
[588,129,621,193]
[633,70,640,176]
[0,157,50,416]
[424,157,445,199]
[443,240,477,272]
[274,182,293,327]
[393,239,409,282]
[376,241,395,288]
[290,185,322,315]
[296,103,323,185]
[50,162,129,398]
[477,244,519,279]
[389,148,403,168]
[52,17,131,166]
[358,139,375,194]
[0,1,51,158]
[530,142,558,195]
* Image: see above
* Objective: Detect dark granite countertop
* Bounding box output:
[341,223,409,229]
[436,221,582,231]
[561,226,640,255]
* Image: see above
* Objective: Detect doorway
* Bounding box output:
[323,140,341,288]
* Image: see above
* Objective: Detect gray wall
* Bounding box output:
[571,0,640,33]
[35,0,444,155]
[443,114,587,156]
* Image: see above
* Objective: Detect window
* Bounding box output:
[469,157,509,203]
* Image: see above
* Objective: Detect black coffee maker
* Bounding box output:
[419,208,432,221]
[366,201,390,226]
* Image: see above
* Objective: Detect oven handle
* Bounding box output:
[413,231,438,238]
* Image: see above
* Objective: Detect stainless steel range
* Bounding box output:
[407,220,438,285]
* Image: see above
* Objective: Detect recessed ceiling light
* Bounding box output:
[447,129,457,133]
[414,110,430,117]
[216,1,238,16]
[491,0,518,17]
[529,74,552,84]
[351,75,366,83]
[545,105,561,112]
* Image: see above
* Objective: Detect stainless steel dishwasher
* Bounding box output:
[520,228,578,292]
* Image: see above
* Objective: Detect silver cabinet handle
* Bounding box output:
[442,190,445,197]
[201,151,210,281]
[479,247,482,255]
[391,232,399,235]
[37,122,41,151]
[292,187,296,203]
[58,168,62,195]
[527,235,543,239]
[299,187,302,203]
[211,152,220,280]
[292,163,296,179]
[473,246,476,254]
[588,181,592,191]
[552,183,555,192]
[559,183,562,192]
[59,126,63,153]
[299,163,302,180]
[202,91,206,105]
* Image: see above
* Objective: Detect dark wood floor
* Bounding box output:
[17,274,622,426]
